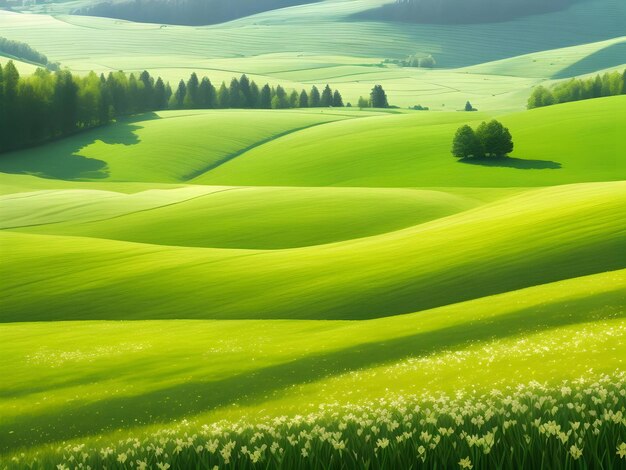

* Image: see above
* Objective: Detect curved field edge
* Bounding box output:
[1,181,624,321]
[3,186,490,249]
[1,269,624,451]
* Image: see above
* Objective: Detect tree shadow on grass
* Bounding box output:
[0,112,159,181]
[459,156,561,170]
[2,289,622,452]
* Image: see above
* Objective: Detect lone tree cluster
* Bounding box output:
[452,120,513,159]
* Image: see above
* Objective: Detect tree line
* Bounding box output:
[0,37,60,71]
[74,0,320,26]
[528,69,626,109]
[0,62,347,154]
[356,0,577,24]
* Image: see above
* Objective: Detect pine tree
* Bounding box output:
[259,84,272,109]
[228,77,241,108]
[217,82,230,108]
[332,90,344,107]
[184,72,200,109]
[154,77,168,110]
[309,85,321,107]
[138,70,154,112]
[172,79,187,109]
[320,85,333,107]
[289,90,299,108]
[198,77,216,108]
[272,85,289,109]
[239,74,253,108]
[249,81,260,109]
[299,89,309,108]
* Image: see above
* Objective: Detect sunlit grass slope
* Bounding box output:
[197,96,625,188]
[0,109,360,183]
[1,270,623,451]
[2,182,624,321]
[4,186,482,249]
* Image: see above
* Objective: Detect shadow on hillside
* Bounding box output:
[459,156,562,170]
[2,289,621,451]
[0,113,157,180]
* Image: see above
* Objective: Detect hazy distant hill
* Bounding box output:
[356,0,582,24]
[72,0,320,26]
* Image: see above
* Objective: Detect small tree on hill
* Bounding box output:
[475,120,514,157]
[357,96,370,108]
[332,90,344,107]
[370,85,389,108]
[464,101,476,111]
[452,125,483,159]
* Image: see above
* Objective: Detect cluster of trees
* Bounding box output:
[385,54,436,68]
[74,0,319,26]
[0,61,347,154]
[0,37,60,71]
[357,85,390,108]
[357,0,577,24]
[452,120,513,159]
[528,69,626,109]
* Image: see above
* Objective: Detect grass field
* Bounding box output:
[1,1,625,468]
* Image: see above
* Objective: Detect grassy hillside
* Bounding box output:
[2,181,624,321]
[197,96,625,187]
[0,2,624,465]
[2,269,624,451]
[0,109,358,183]
[3,186,482,249]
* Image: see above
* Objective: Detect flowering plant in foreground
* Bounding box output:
[5,371,626,470]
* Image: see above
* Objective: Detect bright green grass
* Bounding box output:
[2,181,624,321]
[0,109,359,183]
[195,96,625,188]
[5,186,483,249]
[1,269,623,451]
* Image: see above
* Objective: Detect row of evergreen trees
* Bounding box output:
[0,37,60,71]
[0,62,347,153]
[170,74,345,110]
[528,69,626,109]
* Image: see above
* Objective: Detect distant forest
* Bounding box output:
[0,37,60,71]
[0,62,346,154]
[73,0,319,26]
[356,0,581,24]
[528,69,626,109]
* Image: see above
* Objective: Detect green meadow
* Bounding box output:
[0,0,625,468]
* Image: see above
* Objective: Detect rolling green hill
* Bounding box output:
[1,1,624,466]
[196,97,625,187]
[2,181,624,321]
